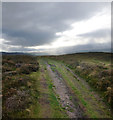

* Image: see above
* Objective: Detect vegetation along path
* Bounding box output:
[29,58,112,118]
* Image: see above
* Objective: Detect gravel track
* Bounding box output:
[46,63,83,118]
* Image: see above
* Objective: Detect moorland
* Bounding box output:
[2,52,113,118]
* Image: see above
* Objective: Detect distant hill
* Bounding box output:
[1,52,30,55]
[1,51,112,56]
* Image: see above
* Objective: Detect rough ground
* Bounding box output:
[47,63,83,118]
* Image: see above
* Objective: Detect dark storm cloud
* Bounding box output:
[78,29,110,39]
[2,29,54,46]
[2,2,109,47]
[55,42,111,54]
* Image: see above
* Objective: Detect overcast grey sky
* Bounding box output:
[1,2,111,55]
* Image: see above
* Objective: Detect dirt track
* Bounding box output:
[46,63,83,118]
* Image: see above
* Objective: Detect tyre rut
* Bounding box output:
[46,63,84,118]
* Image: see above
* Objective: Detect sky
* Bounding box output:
[1,2,111,55]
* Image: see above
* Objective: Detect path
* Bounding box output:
[46,63,83,118]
